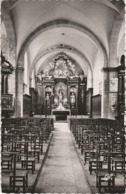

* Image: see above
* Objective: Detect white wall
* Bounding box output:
[93,50,103,95]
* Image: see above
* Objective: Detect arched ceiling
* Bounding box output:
[28,27,98,71]
[11,0,117,54]
[2,0,125,76]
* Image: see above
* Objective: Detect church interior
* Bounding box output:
[1,0,125,193]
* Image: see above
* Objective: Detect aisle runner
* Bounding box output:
[35,122,91,193]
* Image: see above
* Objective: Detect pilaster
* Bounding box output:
[15,66,24,117]
[101,68,118,119]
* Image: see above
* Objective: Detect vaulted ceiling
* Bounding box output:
[1,0,125,77]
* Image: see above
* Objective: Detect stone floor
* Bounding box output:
[35,122,92,194]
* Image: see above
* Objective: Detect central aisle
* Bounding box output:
[35,122,91,193]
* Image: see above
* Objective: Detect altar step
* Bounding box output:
[55,120,68,123]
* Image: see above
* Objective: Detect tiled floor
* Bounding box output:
[35,122,92,194]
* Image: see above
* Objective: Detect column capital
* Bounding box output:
[102,67,118,72]
[16,66,24,72]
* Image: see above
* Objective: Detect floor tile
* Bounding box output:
[41,185,77,193]
[42,173,76,186]
[45,165,73,173]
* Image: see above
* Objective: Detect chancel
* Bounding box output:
[1,0,125,193]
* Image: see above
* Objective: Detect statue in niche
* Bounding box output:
[120,55,125,68]
[46,93,50,108]
[55,86,66,110]
[59,89,63,102]
[70,92,76,108]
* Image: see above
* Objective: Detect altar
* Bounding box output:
[36,52,87,116]
[52,109,71,121]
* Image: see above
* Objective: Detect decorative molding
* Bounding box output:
[47,44,76,52]
[36,52,84,80]
[31,44,92,78]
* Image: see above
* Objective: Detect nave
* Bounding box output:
[1,117,125,193]
[1,1,125,193]
[35,122,91,193]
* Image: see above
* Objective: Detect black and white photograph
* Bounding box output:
[1,0,125,193]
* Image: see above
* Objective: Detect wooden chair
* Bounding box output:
[21,156,35,174]
[89,158,103,175]
[2,155,13,170]
[112,157,125,173]
[95,170,115,193]
[10,170,28,193]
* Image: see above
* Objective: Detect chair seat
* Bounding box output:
[89,158,103,162]
[21,157,35,161]
[95,170,115,177]
[14,170,28,177]
[2,156,13,161]
[85,149,96,152]
[29,149,40,152]
[112,157,125,162]
[2,170,13,174]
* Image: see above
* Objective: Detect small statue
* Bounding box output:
[59,90,63,101]
[46,93,50,107]
[70,92,76,107]
[120,55,125,67]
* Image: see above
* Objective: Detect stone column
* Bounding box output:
[75,85,78,109]
[2,74,8,94]
[101,68,118,119]
[15,66,24,117]
[29,77,32,88]
[88,88,93,118]
[51,86,54,105]
[101,68,109,118]
[67,85,71,105]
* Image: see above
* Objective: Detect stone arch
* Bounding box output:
[30,44,93,79]
[1,1,17,116]
[109,13,124,67]
[17,19,108,68]
[1,1,16,61]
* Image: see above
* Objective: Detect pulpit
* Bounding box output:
[1,53,14,118]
